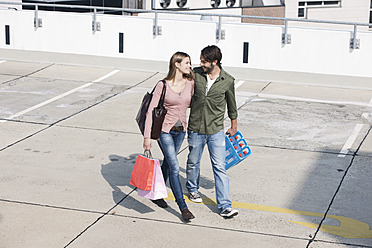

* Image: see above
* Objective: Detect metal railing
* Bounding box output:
[0,1,370,49]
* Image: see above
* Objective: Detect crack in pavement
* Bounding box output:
[1,63,55,85]
[306,124,372,247]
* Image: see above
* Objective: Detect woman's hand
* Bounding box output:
[143,138,152,151]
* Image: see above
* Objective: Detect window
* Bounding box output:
[298,7,305,17]
[307,1,322,6]
[298,0,341,18]
[298,2,305,17]
[324,1,340,5]
[370,1,372,28]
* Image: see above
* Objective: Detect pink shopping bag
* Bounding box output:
[137,159,168,200]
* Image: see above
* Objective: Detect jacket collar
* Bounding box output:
[202,66,226,81]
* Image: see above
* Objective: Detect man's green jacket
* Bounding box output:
[188,66,238,135]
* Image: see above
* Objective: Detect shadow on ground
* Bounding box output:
[100,154,157,214]
[100,150,222,218]
[289,148,372,247]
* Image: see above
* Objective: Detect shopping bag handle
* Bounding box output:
[144,150,153,159]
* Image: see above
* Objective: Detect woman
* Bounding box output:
[143,52,195,221]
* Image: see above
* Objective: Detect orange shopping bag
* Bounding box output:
[130,151,155,191]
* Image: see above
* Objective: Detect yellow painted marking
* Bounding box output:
[165,193,372,239]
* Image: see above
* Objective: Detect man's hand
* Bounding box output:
[226,119,238,137]
[226,127,237,137]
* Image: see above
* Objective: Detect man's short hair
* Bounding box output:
[201,45,222,67]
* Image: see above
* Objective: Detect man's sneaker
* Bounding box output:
[220,208,238,218]
[188,192,202,203]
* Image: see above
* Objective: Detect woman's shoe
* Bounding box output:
[181,208,195,221]
[151,199,168,208]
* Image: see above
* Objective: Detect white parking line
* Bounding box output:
[0,60,6,64]
[361,113,369,119]
[345,96,372,157]
[93,69,119,82]
[0,83,94,123]
[235,80,245,89]
[236,91,372,158]
[235,92,372,108]
[338,123,364,157]
[0,69,120,123]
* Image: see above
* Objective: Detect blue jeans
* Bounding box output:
[186,129,232,212]
[158,129,188,211]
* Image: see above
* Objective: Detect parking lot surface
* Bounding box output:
[1,56,372,248]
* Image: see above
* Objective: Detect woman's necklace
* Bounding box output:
[171,79,186,94]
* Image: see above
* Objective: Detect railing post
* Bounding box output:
[153,12,162,37]
[350,24,360,49]
[34,5,42,29]
[216,15,225,41]
[92,8,101,33]
[281,19,291,45]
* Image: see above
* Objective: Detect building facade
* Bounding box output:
[2,0,370,30]
[284,0,371,30]
[148,0,371,30]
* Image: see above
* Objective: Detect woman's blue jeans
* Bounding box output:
[186,129,232,213]
[158,129,188,211]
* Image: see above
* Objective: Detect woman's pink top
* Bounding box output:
[144,79,194,139]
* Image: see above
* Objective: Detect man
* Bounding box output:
[186,45,238,218]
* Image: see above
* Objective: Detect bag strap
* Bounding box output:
[150,84,157,94]
[144,150,153,158]
[157,80,167,108]
[150,80,166,95]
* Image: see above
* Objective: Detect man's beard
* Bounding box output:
[202,64,214,74]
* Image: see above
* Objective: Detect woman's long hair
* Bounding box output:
[164,52,194,81]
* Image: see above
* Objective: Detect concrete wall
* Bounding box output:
[0,9,371,78]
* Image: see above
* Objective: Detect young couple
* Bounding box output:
[143,45,239,221]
